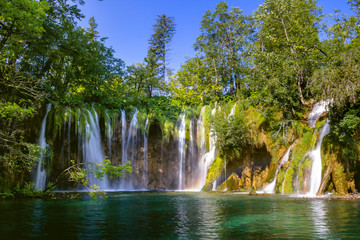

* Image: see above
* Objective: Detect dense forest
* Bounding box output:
[0,0,360,197]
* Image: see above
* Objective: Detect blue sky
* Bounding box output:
[78,0,353,72]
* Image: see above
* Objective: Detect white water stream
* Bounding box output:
[34,104,52,191]
[262,144,292,194]
[81,108,109,189]
[178,112,186,190]
[143,115,149,188]
[307,121,330,196]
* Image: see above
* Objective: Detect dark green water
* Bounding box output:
[0,192,359,239]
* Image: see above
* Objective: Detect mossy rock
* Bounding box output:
[202,153,224,191]
[218,172,240,191]
[332,161,348,194]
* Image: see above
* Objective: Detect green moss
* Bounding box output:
[332,162,347,194]
[203,105,212,152]
[202,152,224,191]
[280,130,313,194]
[218,172,239,191]
[137,107,148,135]
[275,168,286,193]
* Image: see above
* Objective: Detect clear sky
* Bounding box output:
[78,0,353,72]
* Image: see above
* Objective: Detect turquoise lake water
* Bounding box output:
[0,192,359,239]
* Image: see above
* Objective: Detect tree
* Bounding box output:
[194,2,254,97]
[147,14,176,95]
[0,0,50,188]
[0,0,126,192]
[251,0,324,113]
[168,57,222,105]
[312,0,360,108]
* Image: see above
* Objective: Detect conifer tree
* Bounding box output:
[147,14,176,94]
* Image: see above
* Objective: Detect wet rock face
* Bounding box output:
[47,112,183,190]
[215,145,272,191]
[147,121,176,190]
[299,166,312,194]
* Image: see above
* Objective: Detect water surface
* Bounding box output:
[0,192,359,239]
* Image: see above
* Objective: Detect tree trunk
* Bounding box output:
[316,161,334,196]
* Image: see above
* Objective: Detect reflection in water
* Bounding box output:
[79,201,106,239]
[197,198,220,240]
[174,197,190,238]
[311,200,330,239]
[1,193,360,239]
[30,200,47,237]
[173,195,221,239]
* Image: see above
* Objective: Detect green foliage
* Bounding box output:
[213,102,252,153]
[93,158,132,181]
[168,57,222,105]
[1,0,360,197]
[0,192,14,199]
[66,158,132,199]
[13,182,53,198]
[146,96,182,142]
[251,0,324,113]
[0,101,36,120]
[194,2,254,97]
[330,105,360,166]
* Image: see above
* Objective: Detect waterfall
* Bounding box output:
[263,144,293,194]
[143,115,149,188]
[105,110,112,159]
[229,103,236,119]
[186,118,196,188]
[121,109,138,190]
[178,112,186,190]
[212,179,217,191]
[307,121,330,196]
[121,110,127,165]
[308,101,330,128]
[67,108,71,165]
[186,106,207,190]
[81,108,109,190]
[193,105,218,191]
[34,104,52,191]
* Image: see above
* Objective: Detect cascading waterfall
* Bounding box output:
[42,102,334,194]
[186,118,196,188]
[143,115,149,188]
[263,145,293,194]
[193,105,218,191]
[212,179,217,191]
[67,108,71,165]
[34,104,52,191]
[178,112,186,190]
[121,110,127,165]
[184,106,207,191]
[81,108,109,190]
[229,103,236,119]
[307,121,330,196]
[105,110,112,159]
[121,109,138,190]
[308,101,330,128]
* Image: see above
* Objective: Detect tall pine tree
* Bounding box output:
[147,14,176,95]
